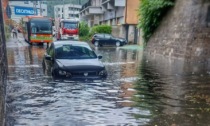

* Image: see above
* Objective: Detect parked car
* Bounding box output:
[42,40,107,80]
[91,33,127,47]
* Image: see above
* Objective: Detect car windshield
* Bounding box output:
[63,22,77,29]
[55,45,97,59]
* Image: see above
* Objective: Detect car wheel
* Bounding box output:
[94,41,99,47]
[116,41,121,47]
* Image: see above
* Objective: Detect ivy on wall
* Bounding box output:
[138,0,174,43]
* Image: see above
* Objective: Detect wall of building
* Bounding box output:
[0,0,7,125]
[54,4,81,19]
[146,0,210,62]
[125,0,139,24]
[9,1,47,23]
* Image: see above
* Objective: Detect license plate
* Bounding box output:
[84,72,88,76]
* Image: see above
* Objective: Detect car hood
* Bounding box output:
[55,59,105,71]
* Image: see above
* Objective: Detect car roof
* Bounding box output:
[53,40,89,46]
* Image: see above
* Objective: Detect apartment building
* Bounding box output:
[54,4,82,20]
[80,0,103,26]
[8,1,48,23]
[80,0,140,44]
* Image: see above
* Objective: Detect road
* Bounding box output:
[6,34,210,126]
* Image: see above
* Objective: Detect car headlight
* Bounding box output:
[99,70,107,76]
[58,70,67,75]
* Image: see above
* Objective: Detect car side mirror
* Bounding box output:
[98,55,103,59]
[45,55,52,61]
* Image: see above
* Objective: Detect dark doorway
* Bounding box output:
[134,26,138,44]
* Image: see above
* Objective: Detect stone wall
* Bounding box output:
[146,0,210,62]
[0,0,7,125]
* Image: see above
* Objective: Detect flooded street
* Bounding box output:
[6,37,210,126]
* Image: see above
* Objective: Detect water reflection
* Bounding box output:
[7,44,210,126]
[133,54,210,126]
[7,46,145,126]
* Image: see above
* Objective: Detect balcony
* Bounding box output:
[80,0,103,16]
[115,0,125,7]
[102,0,114,10]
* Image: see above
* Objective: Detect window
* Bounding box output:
[58,14,60,17]
[24,1,29,4]
[42,9,45,12]
[104,34,111,38]
[95,34,104,38]
[47,44,54,57]
[58,8,60,11]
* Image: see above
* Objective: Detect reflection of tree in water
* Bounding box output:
[132,55,210,126]
[132,55,164,121]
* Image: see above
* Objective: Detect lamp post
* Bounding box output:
[40,1,42,16]
[62,0,65,19]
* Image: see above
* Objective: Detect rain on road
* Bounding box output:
[6,36,210,126]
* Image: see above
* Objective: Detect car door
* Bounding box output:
[96,34,105,45]
[104,34,114,46]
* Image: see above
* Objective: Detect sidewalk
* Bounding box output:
[6,33,28,48]
[119,44,143,50]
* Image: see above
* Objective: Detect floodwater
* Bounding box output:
[6,38,210,126]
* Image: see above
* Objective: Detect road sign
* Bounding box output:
[14,6,37,15]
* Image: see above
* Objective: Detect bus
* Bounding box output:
[21,16,53,45]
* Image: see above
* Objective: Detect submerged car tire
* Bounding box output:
[94,41,99,47]
[116,41,121,47]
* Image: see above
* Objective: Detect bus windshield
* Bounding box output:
[63,22,78,29]
[31,21,52,34]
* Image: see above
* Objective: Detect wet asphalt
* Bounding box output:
[6,35,210,126]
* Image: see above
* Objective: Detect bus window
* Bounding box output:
[30,21,52,34]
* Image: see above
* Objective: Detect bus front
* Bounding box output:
[30,18,53,44]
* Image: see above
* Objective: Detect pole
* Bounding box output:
[33,1,37,15]
[0,0,7,125]
[62,0,64,19]
[40,1,42,16]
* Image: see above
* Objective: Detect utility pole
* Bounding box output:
[40,1,42,16]
[62,0,65,19]
[33,1,37,15]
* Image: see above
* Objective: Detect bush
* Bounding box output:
[89,25,112,37]
[79,21,89,37]
[138,0,174,43]
[79,36,91,42]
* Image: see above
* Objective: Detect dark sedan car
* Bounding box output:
[42,41,107,80]
[91,33,127,47]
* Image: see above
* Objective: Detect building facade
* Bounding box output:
[54,4,81,20]
[8,1,47,23]
[80,0,140,44]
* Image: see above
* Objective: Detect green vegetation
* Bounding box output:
[79,21,90,42]
[79,24,112,42]
[89,25,112,37]
[138,0,174,43]
[79,21,89,37]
